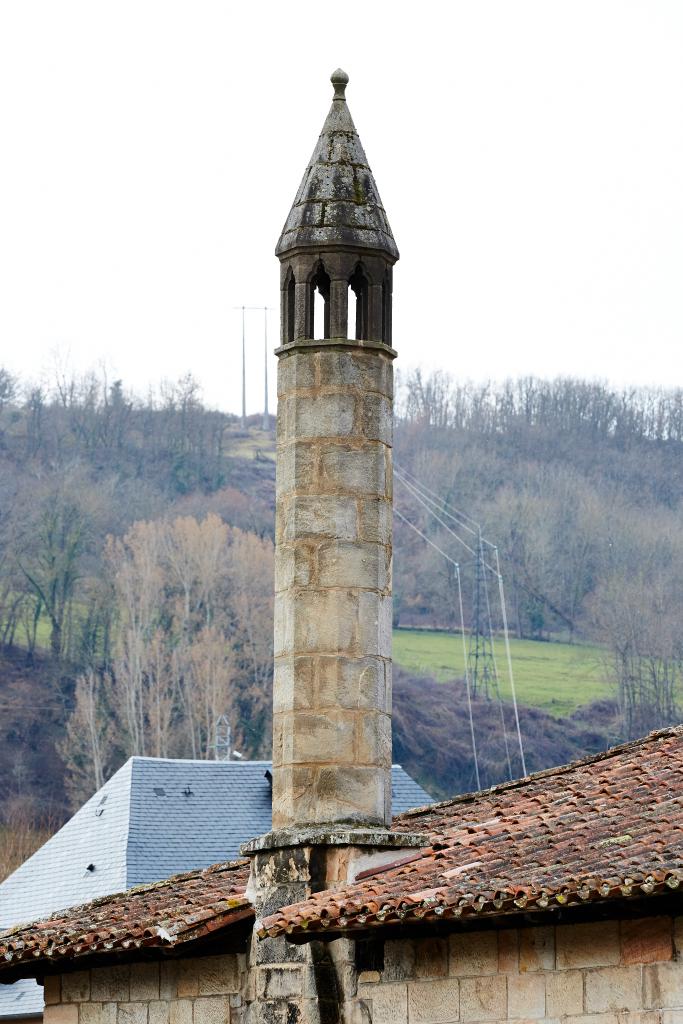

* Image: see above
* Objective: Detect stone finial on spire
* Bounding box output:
[275,70,398,263]
[331,68,349,100]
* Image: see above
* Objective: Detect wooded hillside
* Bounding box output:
[0,366,681,874]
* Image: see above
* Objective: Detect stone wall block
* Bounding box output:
[280,708,357,764]
[252,933,307,966]
[272,763,388,828]
[197,956,239,996]
[357,393,392,445]
[407,978,460,1022]
[159,964,178,1002]
[317,351,393,398]
[289,589,359,655]
[507,974,546,1018]
[497,930,519,973]
[319,443,386,497]
[177,961,202,998]
[356,711,392,767]
[519,926,555,972]
[285,392,356,441]
[382,939,416,982]
[168,1000,192,1024]
[357,982,407,1024]
[357,592,392,659]
[91,967,130,1003]
[315,655,387,712]
[643,962,683,1009]
[545,969,583,1017]
[62,972,91,1003]
[275,441,317,497]
[45,1006,79,1024]
[358,499,391,544]
[621,918,674,965]
[285,496,358,541]
[147,1004,169,1024]
[317,540,389,591]
[257,967,303,1000]
[449,930,498,977]
[415,938,449,979]
[45,976,62,1005]
[273,592,291,658]
[273,658,314,713]
[556,921,621,970]
[277,351,316,397]
[192,997,229,1024]
[129,964,159,1002]
[459,975,507,1021]
[274,543,313,591]
[675,917,683,959]
[585,965,643,1013]
[79,1003,117,1024]
[116,1003,147,1024]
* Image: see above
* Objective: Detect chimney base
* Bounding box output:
[241,825,426,856]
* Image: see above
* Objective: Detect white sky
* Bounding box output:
[0,1,682,414]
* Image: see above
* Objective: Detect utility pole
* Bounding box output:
[241,306,246,429]
[262,306,269,432]
[233,306,274,431]
[467,529,496,699]
[213,714,232,761]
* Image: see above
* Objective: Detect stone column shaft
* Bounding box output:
[272,340,395,830]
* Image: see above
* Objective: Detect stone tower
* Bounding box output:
[272,68,399,832]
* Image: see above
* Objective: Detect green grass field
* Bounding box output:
[393,628,612,716]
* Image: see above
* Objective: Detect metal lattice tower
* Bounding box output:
[467,530,497,699]
[212,715,232,761]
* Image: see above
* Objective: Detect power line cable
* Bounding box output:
[479,530,513,780]
[456,563,481,791]
[395,505,481,788]
[394,508,459,567]
[494,545,527,776]
[395,471,482,563]
[395,463,496,546]
[395,469,526,780]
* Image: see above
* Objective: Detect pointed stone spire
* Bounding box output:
[276,69,399,260]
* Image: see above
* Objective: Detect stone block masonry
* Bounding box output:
[353,915,683,1023]
[272,341,396,831]
[43,957,246,1024]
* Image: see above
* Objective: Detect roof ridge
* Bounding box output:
[395,725,683,823]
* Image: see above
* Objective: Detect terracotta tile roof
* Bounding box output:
[0,859,251,979]
[260,727,683,938]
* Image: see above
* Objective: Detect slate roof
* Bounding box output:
[260,727,683,938]
[0,759,429,930]
[275,69,399,260]
[0,861,250,982]
[0,759,429,1009]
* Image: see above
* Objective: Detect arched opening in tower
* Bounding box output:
[285,270,295,343]
[309,263,331,339]
[348,264,369,340]
[381,270,392,344]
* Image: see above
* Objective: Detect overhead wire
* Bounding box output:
[394,468,527,781]
[395,463,482,536]
[395,471,488,566]
[479,529,513,781]
[494,545,527,776]
[394,505,481,789]
[456,563,481,791]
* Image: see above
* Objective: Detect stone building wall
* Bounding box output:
[38,914,683,1024]
[352,915,683,1024]
[42,955,247,1024]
